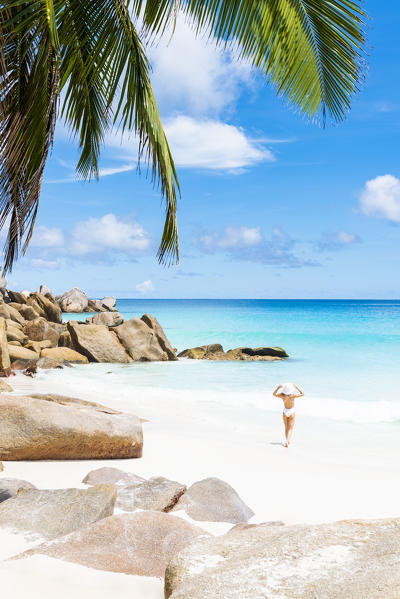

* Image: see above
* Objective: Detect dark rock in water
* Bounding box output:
[0,478,36,503]
[172,477,254,524]
[0,485,116,540]
[0,393,143,460]
[83,466,146,486]
[18,511,209,576]
[36,356,65,370]
[115,476,186,512]
[178,344,288,361]
[178,344,224,360]
[165,517,400,599]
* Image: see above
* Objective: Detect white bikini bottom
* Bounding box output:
[283,407,296,417]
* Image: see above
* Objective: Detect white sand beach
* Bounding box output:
[1,367,399,598]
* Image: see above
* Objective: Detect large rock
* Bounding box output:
[102,296,116,310]
[0,393,143,460]
[115,476,186,512]
[165,518,400,599]
[178,344,225,360]
[29,292,62,324]
[39,284,52,296]
[24,317,59,347]
[8,345,39,367]
[58,330,73,348]
[0,478,36,503]
[68,321,131,363]
[25,339,52,353]
[6,325,27,345]
[87,299,107,312]
[0,303,25,325]
[59,287,89,313]
[83,466,145,486]
[178,344,288,361]
[0,318,10,376]
[41,347,89,364]
[16,304,40,321]
[141,313,177,360]
[114,317,174,361]
[92,311,124,327]
[0,485,116,540]
[172,478,254,523]
[19,511,208,576]
[7,290,27,304]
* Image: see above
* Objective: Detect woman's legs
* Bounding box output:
[286,414,296,446]
[282,413,296,447]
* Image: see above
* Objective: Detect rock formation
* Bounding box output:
[19,511,209,576]
[0,393,143,460]
[165,517,400,599]
[178,344,288,360]
[172,477,254,523]
[0,485,116,540]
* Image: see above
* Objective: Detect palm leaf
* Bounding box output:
[132,0,366,123]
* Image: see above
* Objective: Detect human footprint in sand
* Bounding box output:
[273,383,304,447]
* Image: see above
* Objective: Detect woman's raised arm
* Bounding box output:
[273,385,282,397]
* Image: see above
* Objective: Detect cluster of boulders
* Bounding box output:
[178,343,288,361]
[1,461,397,597]
[0,285,177,374]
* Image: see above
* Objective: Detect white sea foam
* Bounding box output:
[10,364,400,425]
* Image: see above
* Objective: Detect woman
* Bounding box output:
[273,382,304,447]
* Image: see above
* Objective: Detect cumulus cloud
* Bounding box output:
[148,16,252,115]
[359,174,400,222]
[24,214,151,265]
[136,279,155,295]
[195,226,316,268]
[104,116,273,171]
[70,214,151,255]
[318,231,361,252]
[197,226,262,252]
[31,226,65,248]
[31,258,61,269]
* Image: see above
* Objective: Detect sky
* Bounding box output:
[6,1,400,298]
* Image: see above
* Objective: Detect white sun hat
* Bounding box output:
[280,382,297,395]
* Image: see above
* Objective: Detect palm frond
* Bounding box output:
[0,2,59,272]
[132,0,366,123]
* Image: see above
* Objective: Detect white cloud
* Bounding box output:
[195,225,316,267]
[148,17,252,115]
[165,116,273,169]
[318,231,361,251]
[359,174,400,222]
[31,258,61,269]
[71,214,151,255]
[31,226,65,247]
[104,116,273,171]
[98,164,135,177]
[136,279,154,295]
[197,226,262,252]
[336,231,357,244]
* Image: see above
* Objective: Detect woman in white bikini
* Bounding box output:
[273,382,304,447]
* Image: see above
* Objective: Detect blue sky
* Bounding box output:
[7,1,400,298]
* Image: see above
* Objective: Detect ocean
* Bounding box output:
[63,299,400,426]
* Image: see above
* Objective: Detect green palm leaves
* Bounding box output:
[0,1,366,272]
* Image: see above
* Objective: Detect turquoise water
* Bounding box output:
[67,299,400,422]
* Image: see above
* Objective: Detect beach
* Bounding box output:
[1,299,400,597]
